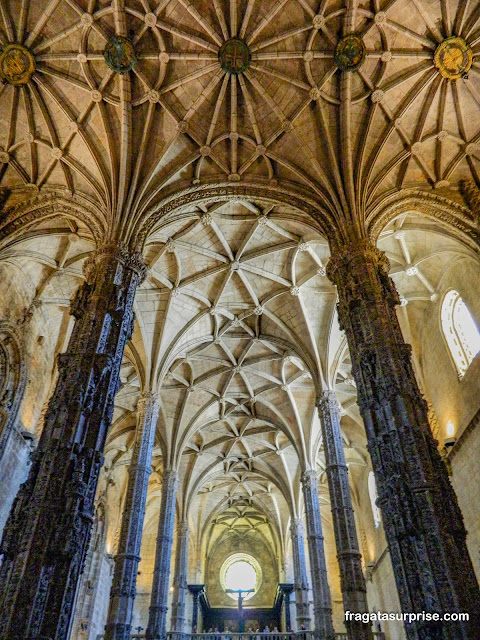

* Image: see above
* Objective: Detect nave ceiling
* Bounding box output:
[0,0,478,242]
[0,0,480,589]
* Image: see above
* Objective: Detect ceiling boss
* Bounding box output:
[218,38,251,75]
[103,35,137,74]
[0,44,35,86]
[334,34,366,71]
[434,36,473,80]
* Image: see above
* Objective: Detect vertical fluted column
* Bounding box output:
[290,519,311,630]
[301,470,334,640]
[317,390,372,640]
[105,391,160,640]
[146,469,179,640]
[327,240,480,640]
[0,244,146,640]
[170,519,190,632]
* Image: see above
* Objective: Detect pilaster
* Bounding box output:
[301,471,334,640]
[0,243,146,640]
[146,469,179,640]
[317,390,372,640]
[105,391,160,640]
[327,240,480,640]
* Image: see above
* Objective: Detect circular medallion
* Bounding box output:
[219,38,251,75]
[334,34,366,71]
[103,36,137,74]
[0,44,35,86]
[434,37,472,80]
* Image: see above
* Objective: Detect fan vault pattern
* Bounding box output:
[0,0,478,237]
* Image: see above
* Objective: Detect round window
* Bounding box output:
[220,553,262,601]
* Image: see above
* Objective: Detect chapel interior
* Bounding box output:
[0,1,479,640]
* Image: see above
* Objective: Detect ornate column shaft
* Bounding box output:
[0,244,146,640]
[105,391,161,640]
[300,472,334,640]
[318,390,372,640]
[170,519,190,632]
[327,240,480,640]
[146,469,179,640]
[290,519,311,630]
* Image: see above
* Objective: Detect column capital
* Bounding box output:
[326,240,389,283]
[137,391,160,416]
[301,468,318,489]
[177,519,189,537]
[290,518,305,536]
[83,242,147,283]
[316,390,338,412]
[163,468,180,484]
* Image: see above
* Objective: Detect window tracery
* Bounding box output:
[441,290,480,377]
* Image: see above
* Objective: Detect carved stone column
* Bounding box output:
[290,519,311,630]
[301,471,334,640]
[327,240,480,640]
[146,469,179,640]
[0,244,146,640]
[105,391,161,640]
[170,519,190,632]
[317,390,372,640]
[188,585,204,632]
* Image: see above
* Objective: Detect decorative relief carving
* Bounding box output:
[104,36,137,74]
[327,240,480,638]
[0,244,145,640]
[218,38,251,75]
[367,190,480,253]
[0,191,106,245]
[135,181,333,250]
[434,37,472,80]
[317,390,372,640]
[0,44,35,86]
[334,34,366,71]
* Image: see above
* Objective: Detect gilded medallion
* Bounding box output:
[219,38,251,75]
[104,36,137,74]
[0,44,35,86]
[334,34,366,71]
[434,37,472,80]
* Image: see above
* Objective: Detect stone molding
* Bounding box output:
[0,190,106,245]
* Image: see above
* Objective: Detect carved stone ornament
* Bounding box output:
[0,244,146,640]
[434,36,472,80]
[103,36,137,74]
[334,34,366,71]
[0,44,35,86]
[326,239,480,638]
[218,38,251,75]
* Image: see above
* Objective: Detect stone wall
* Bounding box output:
[450,411,480,582]
[0,427,32,534]
[414,256,480,581]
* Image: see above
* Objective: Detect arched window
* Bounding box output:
[441,290,480,377]
[368,471,381,529]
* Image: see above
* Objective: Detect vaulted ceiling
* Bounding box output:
[0,0,478,238]
[0,0,479,577]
